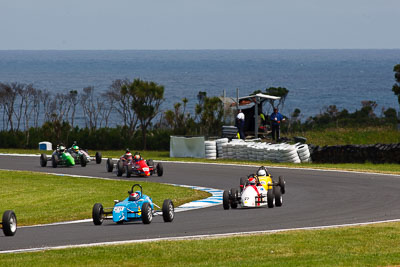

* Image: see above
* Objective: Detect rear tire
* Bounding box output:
[279,176,286,194]
[40,154,47,167]
[141,202,153,224]
[267,189,275,208]
[274,186,283,207]
[106,158,113,172]
[223,190,230,210]
[95,152,102,164]
[92,203,104,225]
[2,210,17,236]
[146,159,154,167]
[52,154,58,168]
[162,199,174,222]
[156,163,163,177]
[117,160,123,177]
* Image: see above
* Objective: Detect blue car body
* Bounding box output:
[112,192,154,223]
[92,184,175,225]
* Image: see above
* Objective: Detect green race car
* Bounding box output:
[40,145,76,168]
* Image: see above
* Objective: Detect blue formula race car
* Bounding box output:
[92,184,174,225]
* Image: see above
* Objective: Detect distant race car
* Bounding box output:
[40,145,75,168]
[1,210,17,236]
[92,184,174,225]
[67,144,102,166]
[106,154,163,178]
[223,166,286,209]
[40,144,101,168]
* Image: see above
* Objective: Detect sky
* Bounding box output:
[1,0,399,50]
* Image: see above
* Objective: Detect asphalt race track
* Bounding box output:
[1,154,400,252]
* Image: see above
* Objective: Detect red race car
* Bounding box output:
[106,151,163,178]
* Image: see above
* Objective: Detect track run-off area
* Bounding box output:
[1,154,400,253]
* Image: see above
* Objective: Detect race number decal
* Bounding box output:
[114,206,124,212]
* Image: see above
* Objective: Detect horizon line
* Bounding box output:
[1,48,400,52]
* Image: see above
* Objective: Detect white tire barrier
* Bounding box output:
[296,144,311,163]
[205,141,217,159]
[203,138,310,164]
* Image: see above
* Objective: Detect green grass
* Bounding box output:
[1,148,400,175]
[2,222,400,266]
[0,170,210,226]
[288,126,400,146]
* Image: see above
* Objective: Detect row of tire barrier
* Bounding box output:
[205,139,311,163]
[205,141,217,160]
[216,138,229,158]
[222,126,238,139]
[310,143,400,164]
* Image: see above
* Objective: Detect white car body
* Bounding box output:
[78,149,92,161]
[240,185,268,207]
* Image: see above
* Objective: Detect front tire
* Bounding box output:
[106,158,113,172]
[126,165,132,178]
[274,185,283,207]
[95,152,102,164]
[156,163,163,177]
[117,160,123,177]
[141,202,153,224]
[52,154,58,168]
[156,163,164,176]
[267,188,275,208]
[92,203,104,225]
[230,188,238,209]
[223,190,230,210]
[40,154,47,167]
[2,210,17,236]
[80,154,87,167]
[162,199,174,222]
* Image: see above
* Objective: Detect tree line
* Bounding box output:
[0,79,224,150]
[1,64,399,150]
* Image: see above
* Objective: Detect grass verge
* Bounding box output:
[2,222,400,266]
[288,126,400,146]
[0,170,210,226]
[1,148,399,175]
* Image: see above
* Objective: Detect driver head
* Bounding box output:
[257,169,266,176]
[129,192,140,201]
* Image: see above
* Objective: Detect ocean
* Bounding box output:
[0,49,399,126]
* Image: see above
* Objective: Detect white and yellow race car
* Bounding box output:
[223,166,286,209]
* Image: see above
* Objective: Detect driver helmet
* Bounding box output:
[257,169,267,177]
[72,145,79,152]
[125,148,132,157]
[134,152,141,161]
[130,192,140,201]
[248,177,256,185]
[59,145,66,152]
